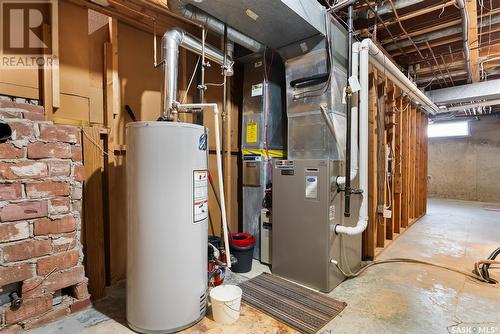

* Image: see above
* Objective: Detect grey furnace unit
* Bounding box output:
[241,52,285,260]
[272,18,362,292]
[272,160,361,292]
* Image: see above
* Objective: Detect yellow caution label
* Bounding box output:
[242,149,285,158]
[246,121,258,143]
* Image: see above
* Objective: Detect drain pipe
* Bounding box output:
[160,28,233,120]
[456,0,472,83]
[334,41,368,236]
[176,102,232,268]
[335,38,442,235]
[361,39,440,115]
[168,1,264,53]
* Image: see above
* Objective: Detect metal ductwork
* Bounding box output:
[160,28,232,120]
[456,0,472,83]
[169,0,326,51]
[168,0,264,52]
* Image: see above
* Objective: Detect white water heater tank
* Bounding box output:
[126,122,208,333]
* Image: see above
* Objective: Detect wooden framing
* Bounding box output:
[82,127,107,300]
[466,0,480,82]
[364,68,429,259]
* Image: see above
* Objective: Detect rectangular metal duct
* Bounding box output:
[182,0,326,49]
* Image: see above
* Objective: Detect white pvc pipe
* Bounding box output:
[337,42,360,186]
[361,39,440,115]
[336,38,439,235]
[177,103,231,268]
[335,41,368,235]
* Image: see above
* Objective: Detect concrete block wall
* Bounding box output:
[428,117,500,203]
[0,98,89,332]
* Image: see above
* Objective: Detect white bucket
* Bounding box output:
[209,285,243,325]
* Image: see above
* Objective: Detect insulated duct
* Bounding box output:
[160,28,231,120]
[168,0,264,52]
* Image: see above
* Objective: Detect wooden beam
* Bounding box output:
[385,81,395,241]
[400,98,409,228]
[466,0,480,82]
[52,0,60,109]
[104,18,127,285]
[82,126,107,300]
[389,36,462,57]
[393,88,402,234]
[380,19,461,45]
[409,106,417,221]
[376,78,386,248]
[41,23,53,120]
[358,1,456,35]
[423,115,428,214]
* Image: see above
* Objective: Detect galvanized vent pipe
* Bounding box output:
[168,0,264,53]
[160,28,231,120]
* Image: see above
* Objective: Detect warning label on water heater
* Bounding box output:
[193,170,208,224]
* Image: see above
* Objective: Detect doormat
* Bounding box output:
[239,273,346,334]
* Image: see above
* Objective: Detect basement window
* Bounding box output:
[428,121,469,138]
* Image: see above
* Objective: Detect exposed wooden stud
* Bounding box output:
[42,24,53,120]
[365,66,379,260]
[82,126,107,300]
[104,18,127,284]
[52,0,60,109]
[400,97,409,228]
[393,88,402,234]
[376,78,387,248]
[385,81,395,241]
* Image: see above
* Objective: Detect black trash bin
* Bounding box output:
[229,233,256,273]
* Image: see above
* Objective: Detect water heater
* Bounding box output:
[126,122,208,333]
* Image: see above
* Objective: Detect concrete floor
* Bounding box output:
[29,198,500,334]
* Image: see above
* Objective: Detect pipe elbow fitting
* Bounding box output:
[162,28,184,44]
[334,218,368,235]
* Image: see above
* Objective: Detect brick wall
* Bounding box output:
[0,98,89,332]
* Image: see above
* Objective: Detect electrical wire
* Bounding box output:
[204,82,225,87]
[180,29,208,104]
[180,56,201,104]
[334,258,492,283]
[82,128,117,161]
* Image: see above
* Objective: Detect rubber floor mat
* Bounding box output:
[239,273,346,334]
